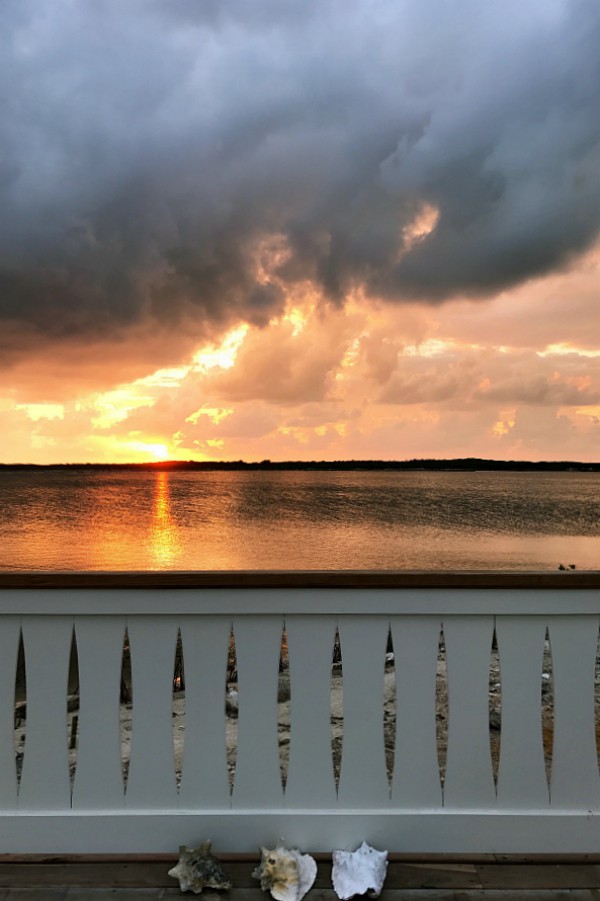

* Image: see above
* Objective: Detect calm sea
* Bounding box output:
[0,468,599,572]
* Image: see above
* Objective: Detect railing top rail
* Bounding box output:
[0,570,599,589]
[1,571,599,615]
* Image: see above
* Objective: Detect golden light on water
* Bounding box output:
[151,471,180,567]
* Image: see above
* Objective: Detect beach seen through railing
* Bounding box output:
[11,617,574,792]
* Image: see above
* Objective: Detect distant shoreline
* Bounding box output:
[1,458,599,472]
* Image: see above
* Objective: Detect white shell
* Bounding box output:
[168,840,232,895]
[252,845,317,901]
[332,842,388,900]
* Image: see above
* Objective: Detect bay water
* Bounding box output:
[0,468,599,571]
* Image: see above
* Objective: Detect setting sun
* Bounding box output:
[125,441,171,462]
[148,443,170,461]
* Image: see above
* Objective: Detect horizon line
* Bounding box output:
[1,457,599,471]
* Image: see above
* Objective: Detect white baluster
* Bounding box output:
[391,616,443,807]
[548,616,600,809]
[495,616,549,808]
[125,617,179,808]
[231,616,284,808]
[178,617,231,808]
[18,617,72,809]
[71,617,126,809]
[443,615,496,808]
[284,615,338,807]
[0,617,20,808]
[337,615,390,807]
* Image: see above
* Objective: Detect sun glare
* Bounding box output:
[149,443,170,460]
[124,440,171,461]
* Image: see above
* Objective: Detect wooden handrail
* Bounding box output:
[0,570,599,589]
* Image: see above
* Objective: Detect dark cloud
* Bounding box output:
[1,0,600,362]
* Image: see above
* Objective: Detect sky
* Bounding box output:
[1,0,599,464]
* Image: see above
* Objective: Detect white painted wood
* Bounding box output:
[495,616,549,808]
[230,616,284,808]
[2,582,600,853]
[125,617,179,809]
[284,615,338,807]
[178,616,231,808]
[337,616,390,807]
[71,618,126,809]
[547,615,600,809]
[443,615,496,809]
[9,808,600,854]
[3,587,600,617]
[390,616,443,807]
[0,617,20,809]
[18,617,73,810]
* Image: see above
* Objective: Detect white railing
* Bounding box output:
[0,572,600,854]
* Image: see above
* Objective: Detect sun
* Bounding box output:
[147,443,170,461]
[123,440,171,461]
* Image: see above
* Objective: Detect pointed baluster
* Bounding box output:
[0,618,20,808]
[285,615,338,807]
[495,616,549,808]
[391,616,443,807]
[18,617,73,809]
[125,617,179,809]
[231,616,284,808]
[443,615,496,808]
[337,616,390,807]
[178,617,231,808]
[548,616,600,809]
[71,617,126,809]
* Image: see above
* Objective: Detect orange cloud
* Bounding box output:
[2,242,600,463]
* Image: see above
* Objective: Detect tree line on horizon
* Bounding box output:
[1,458,598,472]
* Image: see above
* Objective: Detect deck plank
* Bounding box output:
[36,890,600,901]
[1,861,600,898]
[476,865,600,889]
[383,863,481,889]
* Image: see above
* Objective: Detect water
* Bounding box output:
[0,468,599,571]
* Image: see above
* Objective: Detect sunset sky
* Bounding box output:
[1,0,599,464]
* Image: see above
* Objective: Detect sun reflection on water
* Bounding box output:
[151,472,180,567]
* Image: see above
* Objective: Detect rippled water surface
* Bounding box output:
[0,469,599,570]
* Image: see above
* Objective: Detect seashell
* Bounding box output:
[168,840,232,895]
[332,841,388,900]
[252,844,317,901]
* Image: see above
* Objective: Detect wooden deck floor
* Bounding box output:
[3,858,600,900]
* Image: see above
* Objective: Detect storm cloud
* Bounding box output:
[2,0,600,361]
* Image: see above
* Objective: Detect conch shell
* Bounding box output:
[252,844,317,901]
[168,840,232,895]
[332,841,388,900]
